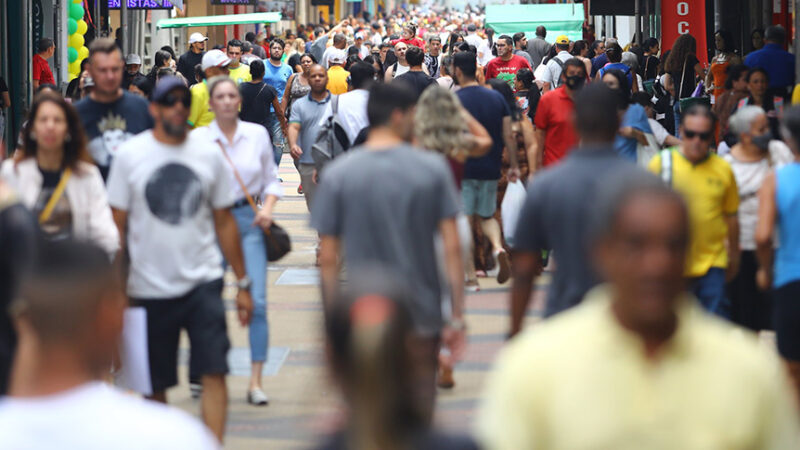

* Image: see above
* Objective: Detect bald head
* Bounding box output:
[308,64,329,94]
[333,33,346,49]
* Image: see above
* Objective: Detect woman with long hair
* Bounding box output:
[192,77,281,406]
[282,53,316,120]
[570,40,592,78]
[706,30,742,102]
[641,37,661,81]
[514,68,539,122]
[363,54,385,83]
[0,92,118,256]
[146,50,173,88]
[714,64,749,143]
[738,68,785,138]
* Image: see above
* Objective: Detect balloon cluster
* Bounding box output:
[67,0,89,80]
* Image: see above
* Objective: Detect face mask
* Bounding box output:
[565,75,584,90]
[752,132,772,151]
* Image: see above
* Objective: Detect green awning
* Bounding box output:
[485,4,585,43]
[156,12,282,29]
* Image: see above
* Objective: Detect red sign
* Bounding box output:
[661,0,708,65]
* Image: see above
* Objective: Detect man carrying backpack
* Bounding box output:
[540,35,573,93]
[288,64,331,211]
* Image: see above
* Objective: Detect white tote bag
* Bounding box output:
[501,180,527,247]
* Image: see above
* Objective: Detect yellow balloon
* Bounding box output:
[68,33,84,49]
[78,46,89,59]
[72,0,82,4]
[77,19,88,35]
[68,61,81,73]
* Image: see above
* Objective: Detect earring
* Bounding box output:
[65,133,72,142]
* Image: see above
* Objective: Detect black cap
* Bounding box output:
[151,76,190,104]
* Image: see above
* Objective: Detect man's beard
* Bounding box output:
[161,118,187,139]
[270,55,282,63]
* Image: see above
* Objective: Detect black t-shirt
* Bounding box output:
[641,55,660,80]
[0,77,7,108]
[74,91,154,180]
[34,167,72,240]
[239,81,279,127]
[177,50,204,86]
[671,54,700,99]
[394,71,437,98]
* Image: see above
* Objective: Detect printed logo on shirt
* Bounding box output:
[88,113,133,167]
[145,163,204,225]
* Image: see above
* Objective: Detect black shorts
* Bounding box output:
[774,280,800,361]
[131,278,230,392]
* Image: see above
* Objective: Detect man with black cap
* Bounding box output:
[106,76,253,443]
[177,32,208,86]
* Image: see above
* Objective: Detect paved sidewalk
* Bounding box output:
[168,157,548,449]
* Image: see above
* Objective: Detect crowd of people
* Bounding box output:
[3,5,800,448]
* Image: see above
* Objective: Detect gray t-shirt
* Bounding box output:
[310,145,461,335]
[513,147,640,317]
[289,92,333,164]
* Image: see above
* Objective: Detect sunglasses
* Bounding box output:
[683,129,712,141]
[158,92,191,109]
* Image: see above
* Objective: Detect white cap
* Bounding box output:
[354,32,365,40]
[201,49,231,71]
[188,32,208,44]
[125,54,141,65]
[328,49,347,65]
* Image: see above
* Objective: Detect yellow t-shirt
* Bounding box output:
[188,80,213,129]
[792,83,800,105]
[648,148,739,277]
[326,66,350,95]
[228,64,252,84]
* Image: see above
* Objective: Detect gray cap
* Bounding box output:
[125,54,142,65]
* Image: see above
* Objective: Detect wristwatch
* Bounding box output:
[236,276,252,291]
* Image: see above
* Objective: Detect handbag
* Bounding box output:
[676,57,710,112]
[217,142,291,262]
[39,167,72,223]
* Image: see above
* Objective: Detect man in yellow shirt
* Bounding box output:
[188,49,230,129]
[326,49,349,95]
[226,39,251,85]
[648,105,739,318]
[479,173,799,450]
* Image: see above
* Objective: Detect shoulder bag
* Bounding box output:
[217,142,291,262]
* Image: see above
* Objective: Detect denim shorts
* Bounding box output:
[462,179,498,218]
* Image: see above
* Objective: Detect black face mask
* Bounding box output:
[564,75,584,90]
[752,132,772,151]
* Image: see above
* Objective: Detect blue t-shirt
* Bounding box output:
[456,86,510,180]
[598,62,633,87]
[775,163,800,287]
[262,60,294,103]
[745,43,796,90]
[613,104,652,161]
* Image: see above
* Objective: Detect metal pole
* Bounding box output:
[713,0,722,33]
[634,0,641,45]
[120,0,127,55]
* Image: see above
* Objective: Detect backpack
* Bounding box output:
[551,57,565,87]
[311,96,351,174]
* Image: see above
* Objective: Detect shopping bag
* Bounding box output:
[501,180,527,246]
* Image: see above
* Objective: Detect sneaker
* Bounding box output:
[247,388,269,406]
[189,382,203,399]
[495,250,511,284]
[466,279,480,292]
[437,366,455,389]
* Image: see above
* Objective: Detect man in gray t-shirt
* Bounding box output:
[288,64,331,211]
[509,84,641,337]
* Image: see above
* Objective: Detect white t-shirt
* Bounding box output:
[322,46,340,69]
[540,51,573,87]
[649,118,670,146]
[0,382,219,449]
[106,131,234,299]
[478,40,494,66]
[723,142,794,250]
[322,89,370,144]
[465,33,483,49]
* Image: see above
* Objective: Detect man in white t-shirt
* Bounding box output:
[0,240,219,449]
[106,77,253,443]
[541,35,574,92]
[321,61,375,144]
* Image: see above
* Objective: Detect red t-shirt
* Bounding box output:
[390,37,426,49]
[534,86,578,167]
[485,55,531,90]
[32,54,55,85]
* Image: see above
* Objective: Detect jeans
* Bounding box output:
[232,204,269,363]
[690,267,730,319]
[265,114,286,167]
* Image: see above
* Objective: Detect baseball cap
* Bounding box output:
[125,54,142,65]
[355,32,365,40]
[151,76,190,105]
[201,49,232,71]
[188,32,208,44]
[329,49,347,65]
[83,76,95,88]
[555,35,570,45]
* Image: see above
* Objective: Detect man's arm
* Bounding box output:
[756,171,777,289]
[726,214,741,282]
[287,122,303,160]
[384,65,394,83]
[502,116,520,182]
[509,251,542,337]
[318,235,341,309]
[528,128,545,178]
[212,208,253,326]
[272,97,289,134]
[111,208,129,292]
[440,217,466,362]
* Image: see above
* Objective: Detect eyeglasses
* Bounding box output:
[683,129,712,141]
[158,92,191,109]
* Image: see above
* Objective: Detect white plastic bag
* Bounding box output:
[501,180,527,246]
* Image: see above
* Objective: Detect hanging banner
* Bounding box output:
[661,0,708,65]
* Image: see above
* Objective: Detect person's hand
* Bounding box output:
[312,169,319,184]
[507,166,521,183]
[253,208,273,231]
[757,267,772,291]
[441,323,466,366]
[290,144,303,160]
[236,289,254,326]
[726,255,741,282]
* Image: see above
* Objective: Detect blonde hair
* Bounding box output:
[414,87,472,158]
[292,38,305,53]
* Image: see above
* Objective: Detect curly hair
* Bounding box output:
[414,87,473,158]
[664,34,697,73]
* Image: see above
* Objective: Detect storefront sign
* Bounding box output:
[211,0,257,4]
[661,0,708,64]
[32,0,44,48]
[258,0,294,20]
[108,0,175,8]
